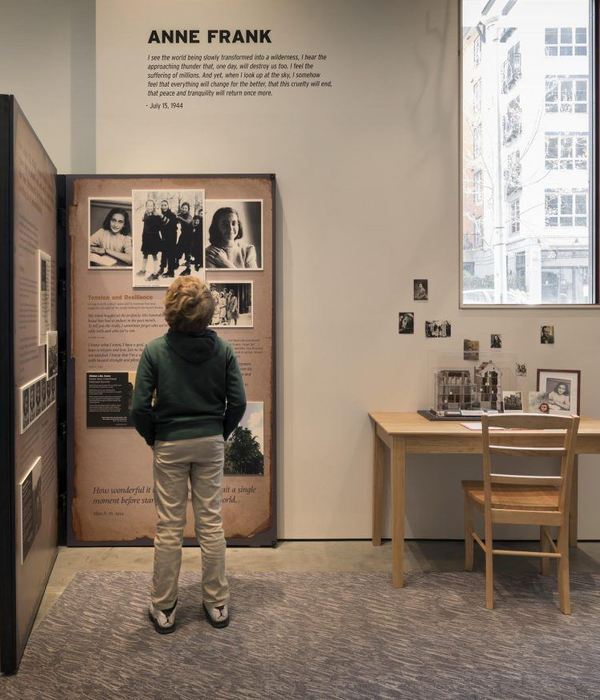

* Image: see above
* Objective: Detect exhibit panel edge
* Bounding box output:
[0,95,60,674]
[0,94,18,675]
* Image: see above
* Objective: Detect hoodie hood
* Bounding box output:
[165,329,218,364]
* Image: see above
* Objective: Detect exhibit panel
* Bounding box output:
[0,96,59,674]
[68,175,275,545]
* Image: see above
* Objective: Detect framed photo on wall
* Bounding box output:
[536,369,581,415]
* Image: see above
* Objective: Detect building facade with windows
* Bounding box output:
[463,0,592,304]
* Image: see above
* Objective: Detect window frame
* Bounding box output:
[545,26,588,56]
[459,0,598,309]
[545,132,589,170]
[545,75,588,113]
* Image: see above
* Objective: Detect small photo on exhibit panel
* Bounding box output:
[204,199,263,270]
[19,373,52,434]
[209,281,254,328]
[46,330,58,379]
[225,401,264,476]
[88,198,133,270]
[132,189,205,287]
[19,455,43,564]
[38,250,51,345]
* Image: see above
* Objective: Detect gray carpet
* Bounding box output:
[2,571,600,699]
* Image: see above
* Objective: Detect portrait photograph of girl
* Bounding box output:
[88,198,133,269]
[537,369,581,415]
[204,199,263,270]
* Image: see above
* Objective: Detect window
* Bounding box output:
[503,97,522,144]
[473,123,482,158]
[546,76,588,113]
[474,169,483,203]
[461,0,594,305]
[473,79,482,114]
[542,250,589,302]
[510,199,520,235]
[507,251,527,292]
[473,217,483,247]
[502,43,522,92]
[474,34,481,66]
[504,151,521,197]
[545,133,588,169]
[545,190,588,227]
[545,27,588,55]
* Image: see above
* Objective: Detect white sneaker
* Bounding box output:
[203,602,229,628]
[148,601,177,634]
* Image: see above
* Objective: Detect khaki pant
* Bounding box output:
[151,435,228,610]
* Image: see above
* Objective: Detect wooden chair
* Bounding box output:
[462,413,579,613]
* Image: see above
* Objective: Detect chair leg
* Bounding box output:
[484,519,494,610]
[540,526,551,576]
[557,525,571,615]
[464,496,474,572]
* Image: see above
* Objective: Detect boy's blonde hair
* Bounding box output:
[164,277,215,332]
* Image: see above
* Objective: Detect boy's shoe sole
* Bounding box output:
[203,603,230,629]
[148,609,176,635]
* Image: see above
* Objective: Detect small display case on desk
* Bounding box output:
[421,359,504,420]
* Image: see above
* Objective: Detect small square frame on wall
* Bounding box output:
[536,369,581,416]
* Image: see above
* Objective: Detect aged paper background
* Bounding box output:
[69,176,273,543]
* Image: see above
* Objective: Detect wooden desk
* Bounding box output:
[369,412,600,587]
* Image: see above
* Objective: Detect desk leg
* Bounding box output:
[372,426,385,546]
[569,456,579,547]
[391,437,406,588]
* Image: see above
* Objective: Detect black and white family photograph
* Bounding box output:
[20,373,55,434]
[224,402,264,476]
[132,189,205,286]
[541,324,555,344]
[425,320,451,338]
[398,312,414,334]
[38,249,51,344]
[503,390,523,412]
[464,339,479,361]
[204,199,263,270]
[209,282,253,328]
[46,330,58,379]
[413,279,428,301]
[88,198,133,269]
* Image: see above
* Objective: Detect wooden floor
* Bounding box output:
[35,540,600,629]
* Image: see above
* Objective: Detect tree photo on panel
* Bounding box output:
[225,426,264,476]
[461,0,594,305]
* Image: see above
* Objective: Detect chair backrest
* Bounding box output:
[481,413,580,520]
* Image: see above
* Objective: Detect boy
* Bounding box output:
[132,277,246,633]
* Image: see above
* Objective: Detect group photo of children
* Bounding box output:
[131,189,205,287]
[209,282,254,328]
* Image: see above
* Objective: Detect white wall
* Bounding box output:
[0,0,95,172]
[3,0,600,539]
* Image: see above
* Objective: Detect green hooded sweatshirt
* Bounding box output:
[131,329,246,446]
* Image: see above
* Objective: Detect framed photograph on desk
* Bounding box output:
[537,369,581,416]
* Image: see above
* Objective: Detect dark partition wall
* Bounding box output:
[0,96,59,674]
